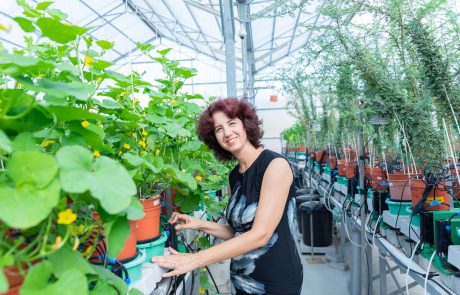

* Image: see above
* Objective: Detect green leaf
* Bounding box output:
[90,265,127,295]
[0,130,12,154]
[96,40,114,50]
[173,193,200,213]
[47,245,96,277]
[12,132,39,152]
[36,1,54,10]
[37,79,91,100]
[157,48,172,56]
[136,42,154,52]
[57,146,135,214]
[122,153,145,166]
[8,151,58,188]
[36,17,88,44]
[56,146,93,193]
[91,157,136,213]
[105,217,130,258]
[13,17,36,32]
[21,261,87,295]
[48,106,105,122]
[129,289,144,295]
[125,197,145,220]
[0,270,7,293]
[0,179,60,229]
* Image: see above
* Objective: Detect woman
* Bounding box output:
[152,98,303,294]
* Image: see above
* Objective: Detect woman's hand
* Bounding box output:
[169,212,202,232]
[151,247,203,278]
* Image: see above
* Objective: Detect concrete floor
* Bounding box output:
[296,228,427,295]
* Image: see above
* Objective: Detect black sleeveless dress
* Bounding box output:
[226,149,303,295]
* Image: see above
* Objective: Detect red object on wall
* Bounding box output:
[270,95,278,102]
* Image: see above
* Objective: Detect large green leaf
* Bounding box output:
[122,153,145,167]
[91,157,136,213]
[0,130,12,154]
[48,106,105,122]
[0,179,60,229]
[90,265,127,295]
[56,146,93,193]
[37,79,91,100]
[8,151,58,188]
[161,122,191,138]
[57,146,135,214]
[125,197,145,221]
[173,193,200,213]
[105,216,130,258]
[12,132,40,152]
[21,261,87,295]
[36,17,88,44]
[47,245,96,277]
[13,17,36,32]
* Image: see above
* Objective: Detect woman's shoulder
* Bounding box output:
[260,149,286,162]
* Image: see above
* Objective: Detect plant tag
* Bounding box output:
[154,199,160,206]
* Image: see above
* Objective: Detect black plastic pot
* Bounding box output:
[296,195,319,233]
[299,201,332,247]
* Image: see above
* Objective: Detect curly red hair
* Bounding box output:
[197,98,264,161]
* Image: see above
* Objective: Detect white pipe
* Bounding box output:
[443,118,460,191]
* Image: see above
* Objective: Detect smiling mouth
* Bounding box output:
[226,137,237,144]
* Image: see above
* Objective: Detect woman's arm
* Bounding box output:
[153,158,292,276]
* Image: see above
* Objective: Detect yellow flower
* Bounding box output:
[204,195,209,200]
[84,56,94,67]
[195,175,202,182]
[70,224,85,236]
[198,287,205,294]
[72,237,80,251]
[133,97,139,104]
[138,140,146,148]
[155,149,160,156]
[171,99,177,105]
[35,74,44,79]
[123,143,131,150]
[96,77,103,83]
[82,245,94,257]
[118,150,123,156]
[81,120,90,128]
[93,151,101,158]
[52,236,63,250]
[16,82,22,88]
[57,208,77,225]
[41,139,56,148]
[141,130,148,137]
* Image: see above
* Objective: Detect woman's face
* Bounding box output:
[212,111,248,153]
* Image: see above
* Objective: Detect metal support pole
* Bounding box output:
[220,0,237,97]
[338,214,346,263]
[379,254,387,295]
[350,219,362,295]
[358,101,369,294]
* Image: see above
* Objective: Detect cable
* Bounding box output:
[424,250,437,295]
[405,240,421,295]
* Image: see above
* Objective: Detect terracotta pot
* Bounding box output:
[135,197,161,243]
[315,150,329,164]
[343,149,356,161]
[329,156,337,169]
[337,159,347,176]
[298,145,307,152]
[388,173,410,201]
[410,178,449,211]
[3,265,24,294]
[117,220,138,261]
[345,161,357,179]
[367,167,388,191]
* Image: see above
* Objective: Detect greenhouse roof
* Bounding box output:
[2,0,330,79]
